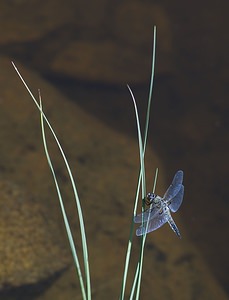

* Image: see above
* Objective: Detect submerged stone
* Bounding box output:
[0,180,69,289]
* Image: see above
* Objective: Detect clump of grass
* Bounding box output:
[12,25,157,300]
[12,62,91,300]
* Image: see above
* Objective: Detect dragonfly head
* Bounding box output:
[146,193,156,205]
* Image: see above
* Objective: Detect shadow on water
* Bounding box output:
[0,271,63,300]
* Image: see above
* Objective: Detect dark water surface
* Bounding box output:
[44,75,229,296]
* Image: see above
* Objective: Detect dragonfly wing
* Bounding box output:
[169,184,184,212]
[136,211,169,236]
[163,170,183,202]
[134,205,159,223]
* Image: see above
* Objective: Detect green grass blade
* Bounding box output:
[134,26,157,300]
[129,263,140,300]
[127,85,146,198]
[38,94,87,299]
[120,26,157,300]
[119,85,146,300]
[134,27,157,300]
[143,26,156,152]
[120,26,156,299]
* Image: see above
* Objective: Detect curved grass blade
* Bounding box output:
[119,85,145,300]
[143,25,157,152]
[134,25,157,299]
[38,95,87,299]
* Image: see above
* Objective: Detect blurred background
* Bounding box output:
[0,0,228,299]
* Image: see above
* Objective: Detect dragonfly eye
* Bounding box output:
[147,193,156,201]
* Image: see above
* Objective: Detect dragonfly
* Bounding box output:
[134,170,184,238]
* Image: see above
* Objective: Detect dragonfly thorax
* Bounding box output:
[146,193,161,206]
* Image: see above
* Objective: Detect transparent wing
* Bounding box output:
[163,170,183,202]
[134,204,160,223]
[136,209,169,236]
[169,184,184,212]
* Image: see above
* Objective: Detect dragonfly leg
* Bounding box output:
[145,194,153,206]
